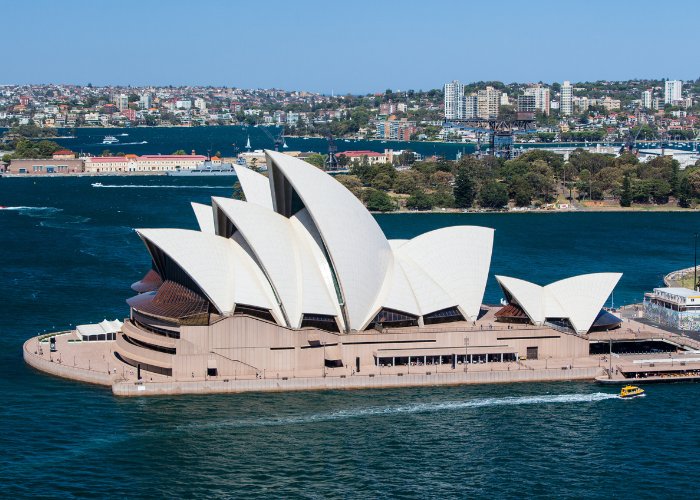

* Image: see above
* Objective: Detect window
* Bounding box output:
[423,307,465,325]
[301,313,339,332]
[234,304,276,323]
[367,308,419,329]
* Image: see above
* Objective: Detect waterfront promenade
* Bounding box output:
[24,307,700,397]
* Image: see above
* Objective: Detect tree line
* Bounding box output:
[331,149,699,212]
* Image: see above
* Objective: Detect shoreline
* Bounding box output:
[24,309,700,397]
[1,172,694,213]
[22,334,601,397]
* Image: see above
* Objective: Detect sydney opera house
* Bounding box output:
[108,150,623,383]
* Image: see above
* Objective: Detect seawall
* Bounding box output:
[112,366,600,397]
[22,338,113,386]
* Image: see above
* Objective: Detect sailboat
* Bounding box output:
[283,137,288,149]
[245,135,251,151]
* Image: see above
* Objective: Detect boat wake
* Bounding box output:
[0,206,62,213]
[91,184,229,189]
[178,392,618,431]
[93,140,147,145]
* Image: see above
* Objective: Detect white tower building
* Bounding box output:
[664,80,683,104]
[560,81,573,116]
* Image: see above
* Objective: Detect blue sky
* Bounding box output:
[3,0,698,93]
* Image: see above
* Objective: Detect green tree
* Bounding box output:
[453,168,476,208]
[172,149,187,155]
[431,189,455,208]
[363,188,395,212]
[670,161,680,196]
[394,170,420,194]
[512,177,534,207]
[305,153,327,169]
[620,173,632,207]
[478,181,509,209]
[371,173,393,191]
[678,176,692,208]
[406,190,434,210]
[336,175,363,198]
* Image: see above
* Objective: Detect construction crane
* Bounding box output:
[260,126,286,151]
[444,113,537,159]
[621,126,644,154]
[324,132,340,171]
[622,112,646,153]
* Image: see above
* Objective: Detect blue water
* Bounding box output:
[2,176,700,498]
[2,125,698,160]
[5,125,680,160]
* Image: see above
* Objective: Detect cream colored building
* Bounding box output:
[83,154,208,173]
[477,86,500,119]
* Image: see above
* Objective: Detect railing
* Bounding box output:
[123,321,177,348]
[116,333,173,368]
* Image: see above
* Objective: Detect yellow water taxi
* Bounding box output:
[620,385,645,399]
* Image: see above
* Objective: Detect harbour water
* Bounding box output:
[2,125,698,160]
[2,176,700,497]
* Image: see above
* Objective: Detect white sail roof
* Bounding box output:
[232,164,273,209]
[266,150,393,331]
[495,273,622,333]
[134,153,503,333]
[289,210,344,324]
[395,226,494,321]
[211,197,304,328]
[136,228,283,323]
[190,202,215,234]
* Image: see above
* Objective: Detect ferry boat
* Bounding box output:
[102,135,118,144]
[166,160,237,176]
[619,385,645,399]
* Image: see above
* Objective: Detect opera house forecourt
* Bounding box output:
[25,150,645,396]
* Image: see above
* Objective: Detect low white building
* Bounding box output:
[644,287,700,331]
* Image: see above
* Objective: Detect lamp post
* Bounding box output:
[464,337,469,374]
[695,233,698,291]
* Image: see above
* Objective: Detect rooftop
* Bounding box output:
[653,287,700,298]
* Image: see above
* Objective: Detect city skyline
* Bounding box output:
[3,0,699,93]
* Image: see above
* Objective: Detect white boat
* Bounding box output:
[102,135,118,144]
[91,182,103,187]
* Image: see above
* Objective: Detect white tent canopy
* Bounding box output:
[77,319,123,340]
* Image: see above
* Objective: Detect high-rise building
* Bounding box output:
[664,80,683,104]
[444,80,464,119]
[641,90,652,109]
[464,94,478,119]
[517,95,536,113]
[139,93,152,110]
[524,85,551,115]
[560,81,573,116]
[477,86,499,119]
[574,96,589,112]
[194,98,207,111]
[115,93,129,112]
